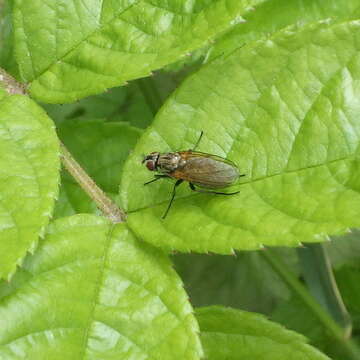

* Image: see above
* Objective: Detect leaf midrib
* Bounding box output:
[128,153,356,214]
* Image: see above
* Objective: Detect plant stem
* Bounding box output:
[0,68,26,95]
[60,142,126,223]
[298,243,352,336]
[261,249,360,360]
[137,76,163,116]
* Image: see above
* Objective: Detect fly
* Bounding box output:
[142,131,245,219]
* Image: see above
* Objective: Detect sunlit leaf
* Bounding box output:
[208,0,360,62]
[0,215,203,359]
[0,93,59,279]
[120,20,360,253]
[13,0,262,103]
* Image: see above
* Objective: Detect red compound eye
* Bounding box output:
[146,161,155,171]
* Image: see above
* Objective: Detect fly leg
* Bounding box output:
[191,131,204,151]
[189,182,240,195]
[144,174,168,185]
[162,179,183,219]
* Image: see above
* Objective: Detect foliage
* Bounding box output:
[197,306,330,360]
[0,0,360,359]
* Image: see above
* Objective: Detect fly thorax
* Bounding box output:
[158,152,182,173]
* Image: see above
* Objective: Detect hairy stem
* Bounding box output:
[60,142,126,223]
[261,249,360,360]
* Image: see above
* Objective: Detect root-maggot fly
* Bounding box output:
[142,131,245,219]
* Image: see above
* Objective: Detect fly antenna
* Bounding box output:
[192,131,203,151]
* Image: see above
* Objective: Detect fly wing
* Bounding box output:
[171,153,240,188]
[183,151,238,167]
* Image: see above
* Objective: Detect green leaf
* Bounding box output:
[0,93,59,280]
[208,0,360,62]
[0,215,203,359]
[120,20,360,253]
[270,260,360,359]
[271,284,359,360]
[271,296,331,353]
[13,0,259,103]
[0,0,19,78]
[53,119,142,218]
[326,230,360,268]
[335,265,360,329]
[59,119,142,194]
[174,249,295,313]
[197,306,330,359]
[42,84,153,128]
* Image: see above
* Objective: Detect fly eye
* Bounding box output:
[146,161,155,171]
[142,154,152,164]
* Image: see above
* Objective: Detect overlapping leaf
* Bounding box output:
[0,215,203,359]
[120,20,360,253]
[0,93,59,279]
[42,84,153,128]
[197,306,330,359]
[13,0,263,103]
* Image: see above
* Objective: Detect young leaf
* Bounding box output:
[197,306,330,359]
[120,20,360,253]
[13,0,261,103]
[0,215,203,359]
[0,93,59,280]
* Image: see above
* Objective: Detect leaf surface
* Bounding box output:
[120,20,360,253]
[208,0,360,62]
[0,215,203,359]
[0,93,59,279]
[13,0,262,103]
[197,306,330,359]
